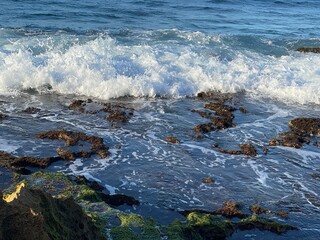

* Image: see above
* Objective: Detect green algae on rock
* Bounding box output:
[238,214,297,234]
[166,212,235,240]
[0,182,106,240]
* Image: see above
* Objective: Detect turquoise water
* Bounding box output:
[1,1,320,239]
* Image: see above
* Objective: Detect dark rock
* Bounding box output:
[0,151,59,171]
[276,210,289,220]
[214,201,247,219]
[220,143,257,157]
[202,177,214,184]
[0,113,7,120]
[269,131,310,148]
[212,143,219,148]
[204,102,235,119]
[311,173,320,180]
[238,215,297,234]
[106,110,129,123]
[35,129,110,158]
[56,147,76,161]
[239,107,248,113]
[99,193,140,207]
[73,176,105,192]
[0,183,105,240]
[194,122,216,133]
[165,136,180,144]
[288,118,320,136]
[314,141,320,147]
[296,47,320,53]
[22,107,41,114]
[249,204,272,215]
[68,100,86,112]
[191,109,215,120]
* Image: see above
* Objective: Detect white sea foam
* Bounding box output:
[1,33,320,104]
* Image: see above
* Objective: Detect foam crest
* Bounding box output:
[0,33,320,104]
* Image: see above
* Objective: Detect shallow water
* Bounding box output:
[1,93,320,238]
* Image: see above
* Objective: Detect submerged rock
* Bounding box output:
[35,129,110,159]
[269,131,310,148]
[165,136,180,144]
[220,143,258,157]
[0,182,106,240]
[202,177,214,184]
[68,99,134,124]
[214,201,247,219]
[249,204,272,215]
[238,215,297,234]
[296,47,320,53]
[22,107,41,114]
[0,114,7,120]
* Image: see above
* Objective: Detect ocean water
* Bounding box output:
[1,0,320,239]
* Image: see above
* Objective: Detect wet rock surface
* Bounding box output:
[68,99,134,124]
[220,143,258,157]
[0,113,7,120]
[22,107,41,114]
[0,182,105,240]
[296,47,320,53]
[288,118,320,136]
[165,136,180,144]
[35,129,110,159]
[0,150,59,173]
[269,118,320,148]
[192,92,240,135]
[0,170,298,240]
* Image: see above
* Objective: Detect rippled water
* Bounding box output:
[1,0,320,239]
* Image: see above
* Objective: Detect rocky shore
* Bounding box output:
[2,91,318,239]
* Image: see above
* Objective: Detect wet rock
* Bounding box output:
[276,210,289,220]
[296,47,320,53]
[196,91,233,101]
[214,201,247,219]
[71,175,140,207]
[202,177,214,184]
[194,122,216,133]
[0,183,105,240]
[22,107,41,114]
[211,143,219,148]
[238,215,297,234]
[56,147,76,161]
[191,109,215,120]
[0,151,59,172]
[106,110,129,123]
[69,99,134,124]
[204,102,235,119]
[0,113,7,120]
[311,173,320,180]
[239,107,248,113]
[35,129,110,158]
[269,131,310,148]
[68,99,86,112]
[249,204,272,215]
[288,118,320,136]
[167,212,235,240]
[220,143,258,157]
[165,136,180,144]
[99,194,140,207]
[314,141,320,147]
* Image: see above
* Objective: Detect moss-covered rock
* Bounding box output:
[111,213,161,240]
[238,214,297,234]
[0,182,106,240]
[166,212,234,240]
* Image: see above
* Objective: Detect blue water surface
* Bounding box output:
[0,0,319,38]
